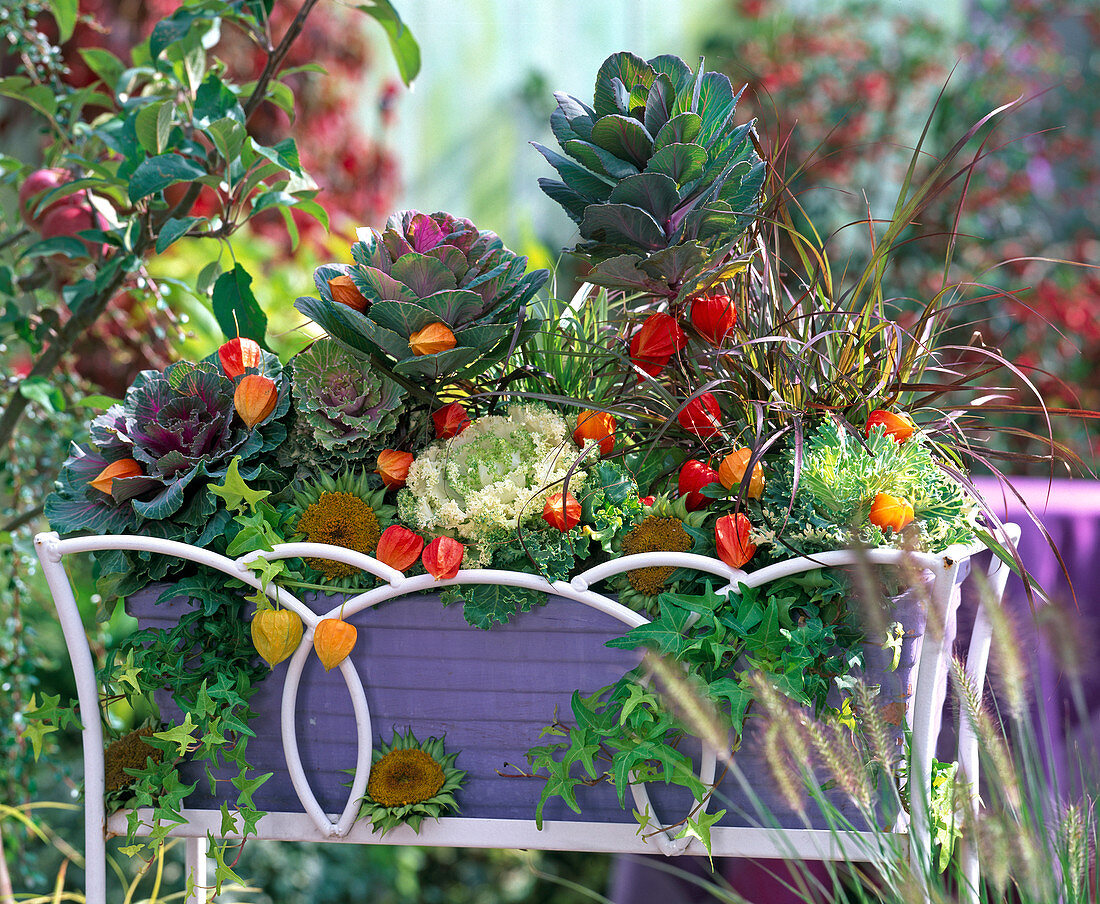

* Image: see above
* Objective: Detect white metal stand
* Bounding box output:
[34,528,1017,904]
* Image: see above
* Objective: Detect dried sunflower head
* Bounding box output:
[104,726,163,806]
[286,469,395,587]
[612,494,709,611]
[358,729,466,836]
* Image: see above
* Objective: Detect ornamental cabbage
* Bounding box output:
[286,337,403,462]
[45,356,290,598]
[396,404,587,566]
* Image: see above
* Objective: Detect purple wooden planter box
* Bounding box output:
[128,583,924,832]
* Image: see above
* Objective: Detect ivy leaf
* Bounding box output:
[607,605,693,657]
[534,759,581,828]
[237,806,264,836]
[152,713,199,756]
[706,677,751,734]
[20,694,59,760]
[219,804,238,836]
[231,770,272,810]
[208,456,271,513]
[562,729,601,780]
[245,554,284,596]
[617,683,658,726]
[115,652,144,695]
[675,808,726,865]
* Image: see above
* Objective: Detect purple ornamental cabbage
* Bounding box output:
[45,357,289,596]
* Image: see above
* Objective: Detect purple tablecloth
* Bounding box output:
[610,476,1100,903]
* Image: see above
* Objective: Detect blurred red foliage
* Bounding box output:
[706,0,1100,467]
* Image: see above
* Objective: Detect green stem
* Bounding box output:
[278,577,376,594]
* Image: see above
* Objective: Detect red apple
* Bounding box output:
[18,168,76,227]
[40,203,108,256]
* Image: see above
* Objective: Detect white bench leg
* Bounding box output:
[185,836,209,904]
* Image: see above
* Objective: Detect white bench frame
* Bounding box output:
[34,526,1019,904]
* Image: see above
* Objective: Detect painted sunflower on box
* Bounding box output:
[359,729,466,836]
[612,494,710,612]
[286,469,395,588]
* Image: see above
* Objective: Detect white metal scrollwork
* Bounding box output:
[34,529,1016,904]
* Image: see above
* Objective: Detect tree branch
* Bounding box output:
[2,502,46,534]
[0,252,134,451]
[242,0,322,122]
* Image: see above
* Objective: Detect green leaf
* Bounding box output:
[356,1,421,86]
[249,137,302,175]
[155,216,202,253]
[646,143,707,186]
[135,99,172,154]
[290,197,329,232]
[580,204,666,251]
[0,77,57,118]
[593,52,653,118]
[149,7,209,61]
[20,236,87,260]
[194,74,245,127]
[563,139,639,180]
[607,172,680,223]
[197,260,221,295]
[533,143,614,203]
[208,457,272,513]
[211,264,269,348]
[49,0,79,43]
[152,713,199,757]
[72,393,120,410]
[127,153,206,202]
[206,117,248,164]
[18,376,65,413]
[653,111,702,152]
[263,80,295,119]
[590,114,654,169]
[79,48,125,89]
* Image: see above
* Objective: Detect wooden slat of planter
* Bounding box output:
[130,584,914,830]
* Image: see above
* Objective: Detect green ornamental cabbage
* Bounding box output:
[287,337,404,461]
[295,210,549,394]
[536,51,765,299]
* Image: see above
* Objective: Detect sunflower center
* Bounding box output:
[104,727,162,793]
[368,748,446,808]
[621,515,692,596]
[296,491,381,578]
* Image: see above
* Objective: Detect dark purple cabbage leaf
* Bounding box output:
[45,354,290,599]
